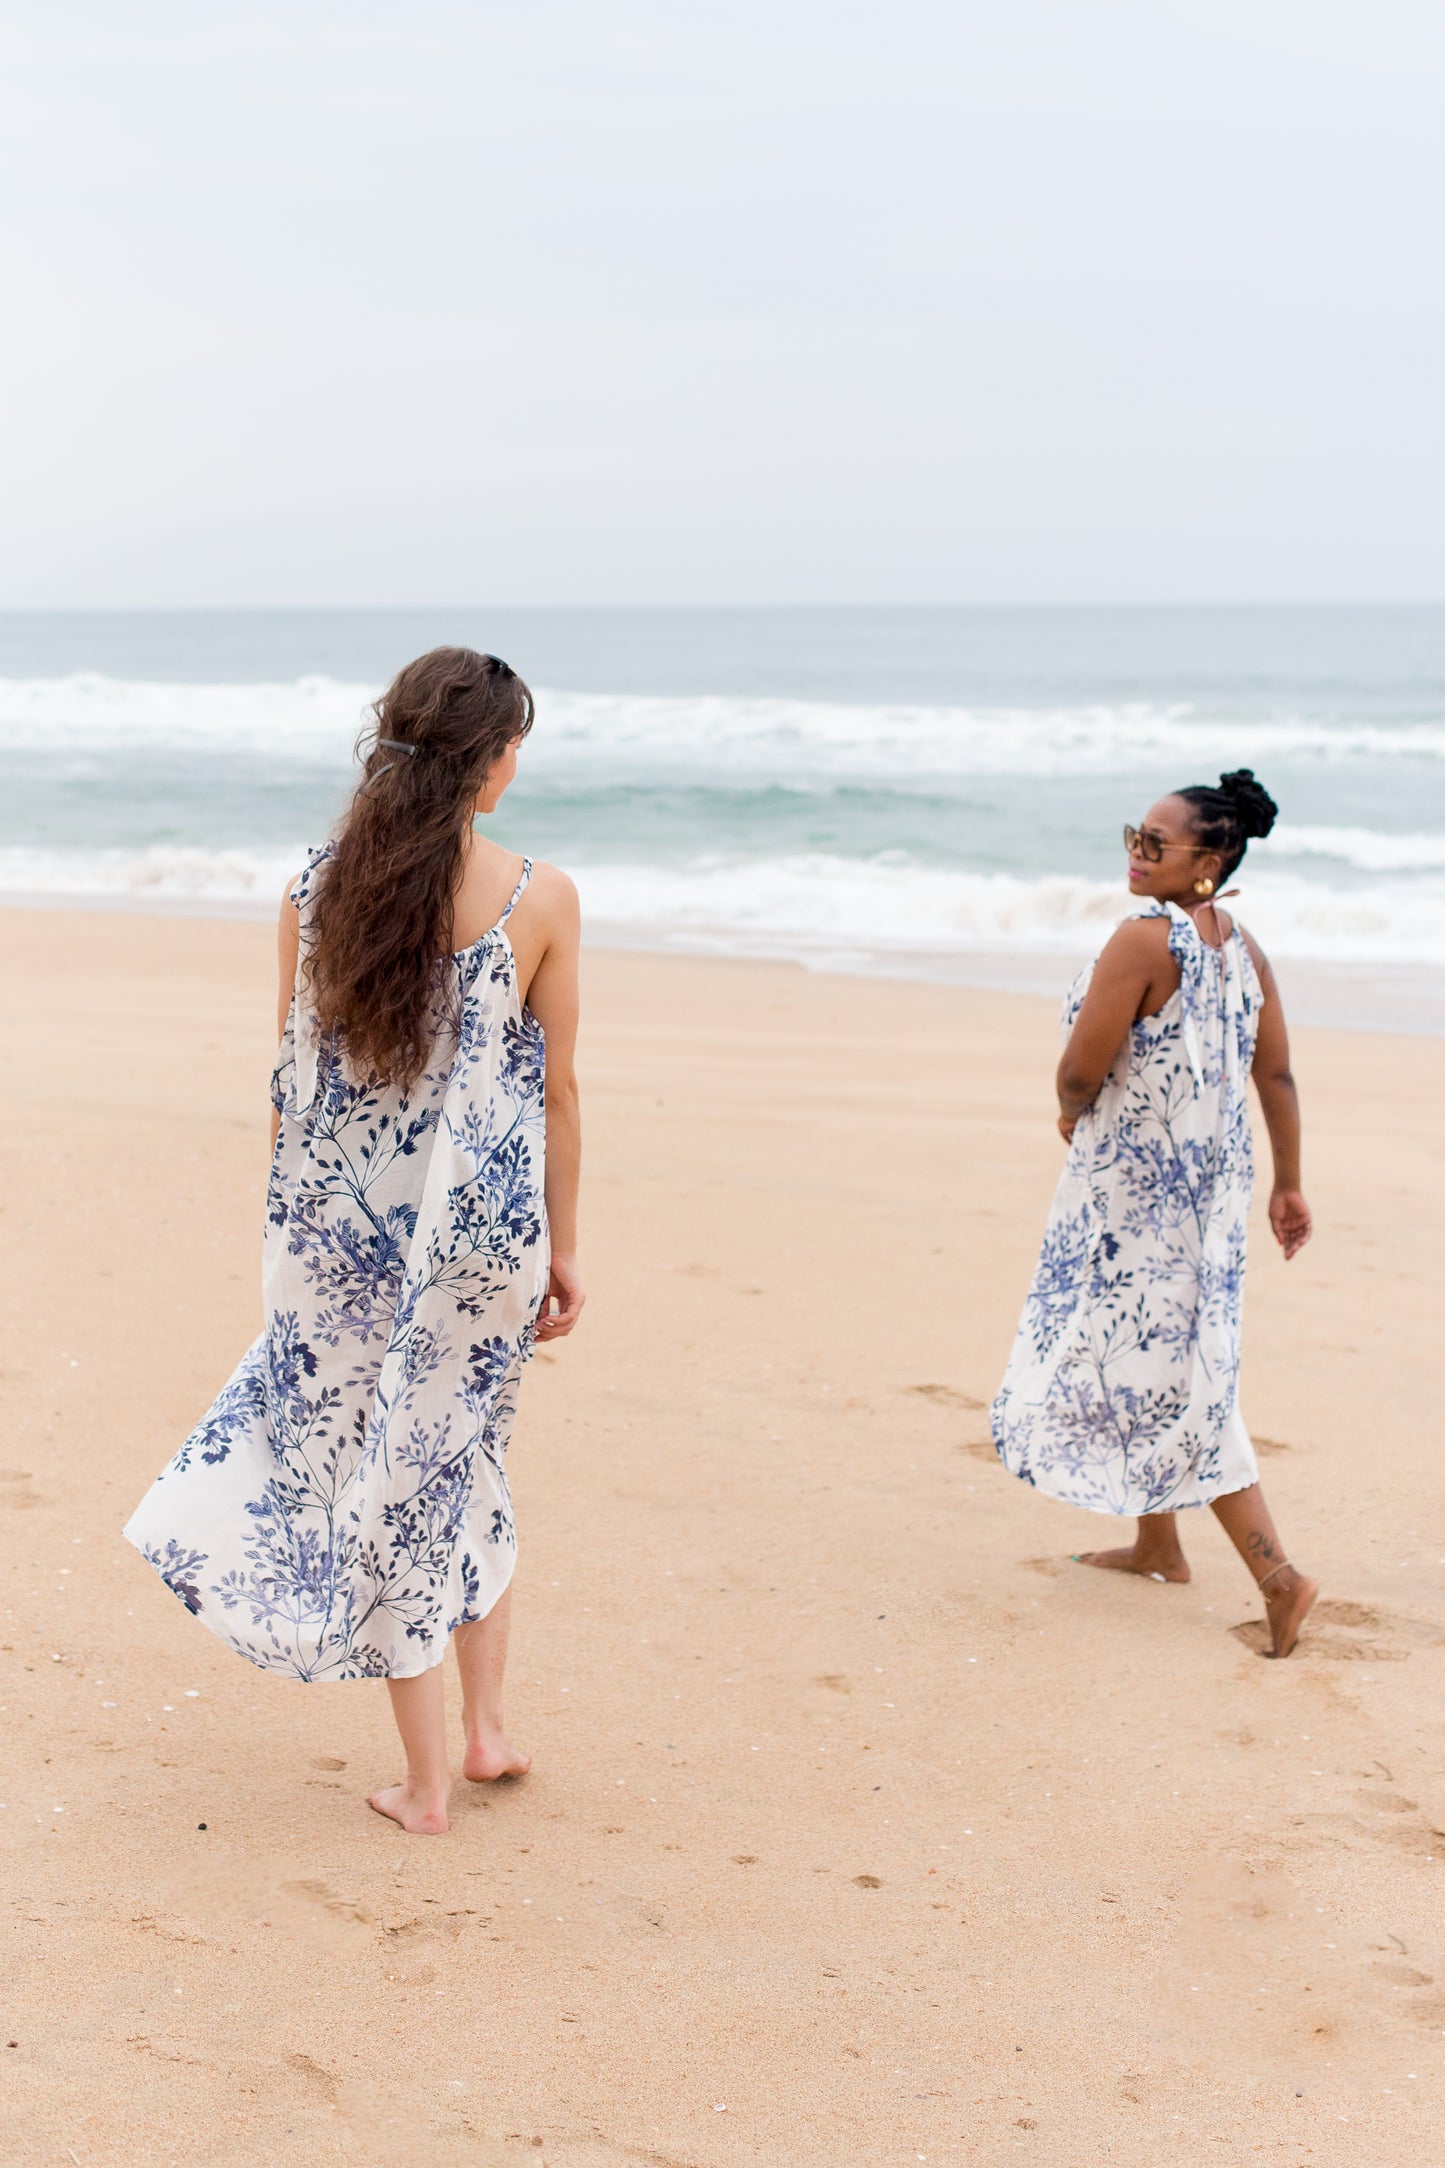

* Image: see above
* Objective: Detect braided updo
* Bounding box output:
[1174,768,1279,880]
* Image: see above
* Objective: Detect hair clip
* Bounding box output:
[377,737,418,757]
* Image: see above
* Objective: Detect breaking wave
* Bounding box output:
[4,673,1445,779]
[4,843,1440,969]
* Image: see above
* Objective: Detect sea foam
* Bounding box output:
[4,673,1445,777]
[2,671,1441,978]
[2,843,1439,969]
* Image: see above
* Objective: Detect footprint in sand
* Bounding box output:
[957,1437,1000,1462]
[1349,1771,1445,1860]
[906,1383,986,1411]
[905,1384,1002,1462]
[1229,1595,1438,1663]
[284,1879,377,1931]
[285,2052,340,2103]
[1361,1933,1445,2028]
[381,1911,464,1943]
[1315,1599,1393,1631]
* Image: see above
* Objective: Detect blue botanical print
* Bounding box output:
[992,903,1263,1515]
[125,848,549,1680]
[143,1539,208,1614]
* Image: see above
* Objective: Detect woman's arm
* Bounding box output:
[1244,938,1311,1260]
[522,867,585,1340]
[272,881,302,1151]
[1055,920,1168,1141]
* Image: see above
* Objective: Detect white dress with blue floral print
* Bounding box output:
[125,848,549,1680]
[992,902,1262,1516]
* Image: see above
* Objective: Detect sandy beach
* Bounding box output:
[2,906,1442,2166]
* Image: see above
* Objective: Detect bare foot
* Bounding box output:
[1073,1547,1191,1584]
[1262,1569,1318,1659]
[366,1781,450,1834]
[462,1727,532,1783]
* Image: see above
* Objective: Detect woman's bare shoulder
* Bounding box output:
[1096,914,1171,969]
[526,859,580,917]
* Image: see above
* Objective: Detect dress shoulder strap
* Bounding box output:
[495,856,533,928]
[285,843,333,1121]
[289,840,335,917]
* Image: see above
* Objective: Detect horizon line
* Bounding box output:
[3,598,1445,616]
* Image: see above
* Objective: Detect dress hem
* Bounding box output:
[992,1451,1260,1516]
[123,1522,516,1683]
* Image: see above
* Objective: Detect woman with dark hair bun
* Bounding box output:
[992,769,1318,1658]
[126,647,584,1830]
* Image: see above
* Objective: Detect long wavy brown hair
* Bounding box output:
[307,646,534,1089]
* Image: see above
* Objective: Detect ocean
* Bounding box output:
[3,607,1443,1031]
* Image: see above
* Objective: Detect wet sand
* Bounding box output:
[1,907,1441,2165]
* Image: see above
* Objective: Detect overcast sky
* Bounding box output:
[2,1,1442,606]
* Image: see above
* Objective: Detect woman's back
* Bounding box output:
[127,647,584,1767]
[130,845,552,1681]
[1066,900,1263,1136]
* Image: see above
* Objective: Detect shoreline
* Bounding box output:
[3,888,1441,1036]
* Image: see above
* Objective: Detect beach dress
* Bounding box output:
[124,847,549,1680]
[991,901,1263,1516]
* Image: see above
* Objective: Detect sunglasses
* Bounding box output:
[1123,823,1198,864]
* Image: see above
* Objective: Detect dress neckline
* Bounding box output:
[1156,897,1236,954]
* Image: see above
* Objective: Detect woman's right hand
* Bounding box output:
[1269,1188,1312,1261]
[536,1253,586,1340]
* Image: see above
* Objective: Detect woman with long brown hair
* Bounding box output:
[126,647,583,1832]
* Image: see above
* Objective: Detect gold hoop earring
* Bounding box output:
[1193,877,1215,897]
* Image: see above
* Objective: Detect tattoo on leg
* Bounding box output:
[1245,1531,1278,1562]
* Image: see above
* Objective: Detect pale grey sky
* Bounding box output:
[2,0,1442,604]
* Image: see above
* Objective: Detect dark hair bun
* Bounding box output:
[1216,768,1278,840]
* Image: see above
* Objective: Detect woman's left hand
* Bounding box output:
[1057,1112,1079,1144]
[1269,1187,1312,1260]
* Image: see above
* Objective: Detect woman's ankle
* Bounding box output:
[1257,1559,1302,1596]
[1134,1541,1186,1570]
